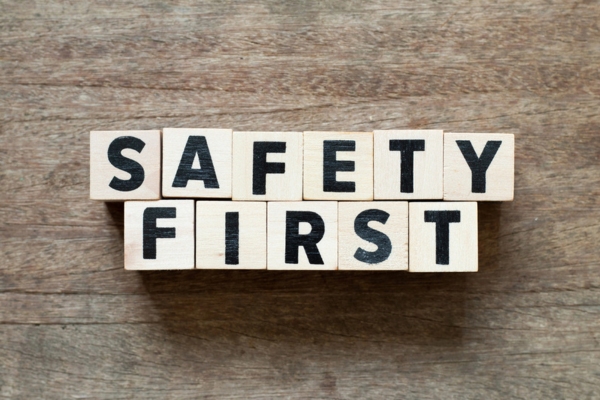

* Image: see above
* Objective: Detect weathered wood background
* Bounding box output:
[1,1,599,398]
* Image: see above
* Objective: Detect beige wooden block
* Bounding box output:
[374,130,443,200]
[409,202,477,273]
[90,130,161,201]
[444,133,514,201]
[338,201,408,271]
[162,128,232,198]
[268,201,337,270]
[124,200,195,270]
[196,201,266,269]
[303,132,373,200]
[232,132,303,201]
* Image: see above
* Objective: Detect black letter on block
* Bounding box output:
[323,140,356,192]
[353,209,392,264]
[108,136,146,191]
[143,207,177,259]
[225,212,239,265]
[456,140,502,193]
[252,142,286,195]
[172,136,219,189]
[285,211,325,264]
[389,139,425,193]
[424,211,461,265]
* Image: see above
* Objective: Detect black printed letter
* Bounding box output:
[108,136,146,192]
[389,139,425,193]
[424,210,461,265]
[285,211,325,264]
[172,136,219,189]
[353,209,392,264]
[225,212,239,265]
[456,140,502,193]
[253,142,286,195]
[323,140,355,192]
[143,207,177,259]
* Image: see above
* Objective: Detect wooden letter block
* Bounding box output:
[268,201,337,270]
[374,130,443,200]
[90,130,161,200]
[196,201,266,269]
[162,128,232,198]
[232,132,303,200]
[409,202,477,272]
[338,201,408,271]
[444,133,514,201]
[124,200,195,270]
[303,132,373,200]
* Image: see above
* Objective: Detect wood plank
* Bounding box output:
[1,0,600,397]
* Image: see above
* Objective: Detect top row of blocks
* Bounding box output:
[90,129,514,202]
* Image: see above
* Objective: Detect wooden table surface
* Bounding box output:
[1,1,599,398]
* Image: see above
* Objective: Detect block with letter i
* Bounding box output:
[303,132,373,200]
[232,132,303,200]
[268,202,338,270]
[409,202,477,272]
[124,200,195,270]
[162,128,232,198]
[338,202,408,271]
[90,130,161,200]
[444,133,514,201]
[196,201,266,269]
[374,130,443,200]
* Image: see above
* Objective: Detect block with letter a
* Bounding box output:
[90,130,161,201]
[409,202,478,272]
[444,133,514,201]
[162,128,232,198]
[268,201,338,270]
[196,201,266,269]
[124,200,195,270]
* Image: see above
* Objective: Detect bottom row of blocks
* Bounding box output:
[125,200,478,272]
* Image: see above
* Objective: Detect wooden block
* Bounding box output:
[338,201,408,271]
[303,131,373,200]
[90,130,161,201]
[124,200,195,270]
[444,133,514,201]
[196,201,266,269]
[232,132,303,200]
[374,130,443,200]
[409,202,477,272]
[162,128,232,198]
[267,201,337,270]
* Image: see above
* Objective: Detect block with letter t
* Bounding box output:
[409,202,478,272]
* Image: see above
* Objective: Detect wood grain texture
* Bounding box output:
[1,0,599,398]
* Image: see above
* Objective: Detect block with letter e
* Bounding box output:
[444,133,514,201]
[90,130,161,200]
[409,202,477,272]
[124,200,195,270]
[303,132,373,200]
